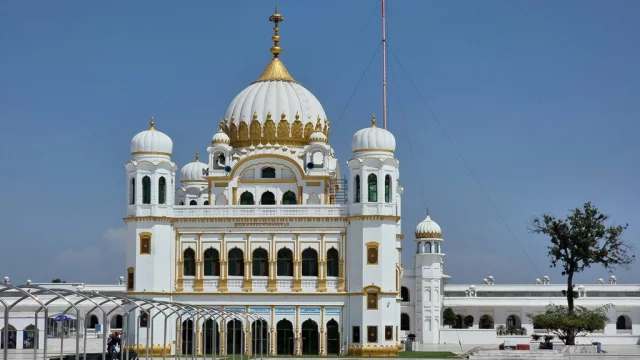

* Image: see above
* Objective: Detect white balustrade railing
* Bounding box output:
[173,205,346,218]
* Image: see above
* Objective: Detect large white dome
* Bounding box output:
[352,117,396,153]
[180,155,208,182]
[131,120,173,156]
[221,58,328,147]
[415,215,442,239]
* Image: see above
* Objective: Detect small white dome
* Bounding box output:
[415,215,442,239]
[131,120,173,156]
[309,131,327,144]
[180,154,208,182]
[352,116,396,153]
[212,127,231,145]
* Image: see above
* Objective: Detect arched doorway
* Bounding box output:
[282,191,297,204]
[506,315,521,330]
[260,191,276,205]
[181,319,194,355]
[301,319,319,355]
[251,319,268,355]
[87,315,99,329]
[479,315,494,329]
[202,319,219,355]
[23,325,37,349]
[0,325,16,349]
[226,319,243,355]
[326,319,340,355]
[276,319,294,355]
[617,315,632,331]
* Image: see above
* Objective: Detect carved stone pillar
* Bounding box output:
[320,306,326,355]
[267,259,277,292]
[176,255,184,292]
[245,327,252,356]
[338,258,345,291]
[194,256,204,292]
[317,259,327,292]
[292,258,302,292]
[220,324,226,355]
[242,249,252,292]
[294,306,301,356]
[218,238,228,292]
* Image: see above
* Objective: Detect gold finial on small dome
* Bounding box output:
[194,152,200,161]
[370,114,377,127]
[149,116,156,130]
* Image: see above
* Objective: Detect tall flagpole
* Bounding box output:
[381,0,389,129]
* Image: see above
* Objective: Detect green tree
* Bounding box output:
[443,308,456,327]
[532,202,634,345]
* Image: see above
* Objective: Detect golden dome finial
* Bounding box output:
[269,8,284,58]
[370,114,377,127]
[149,116,156,130]
[194,152,200,161]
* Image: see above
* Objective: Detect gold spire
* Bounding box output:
[255,9,295,82]
[370,114,377,127]
[194,152,199,161]
[149,116,156,130]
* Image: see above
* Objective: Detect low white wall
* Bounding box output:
[440,329,498,345]
[439,329,640,346]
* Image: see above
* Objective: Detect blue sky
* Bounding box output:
[1,0,638,285]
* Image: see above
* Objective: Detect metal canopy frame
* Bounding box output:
[0,279,266,360]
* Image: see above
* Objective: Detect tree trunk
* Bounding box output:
[566,270,575,345]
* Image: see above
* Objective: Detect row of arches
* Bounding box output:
[129,175,167,205]
[183,247,340,277]
[354,174,392,203]
[0,325,36,350]
[239,190,297,205]
[180,318,339,355]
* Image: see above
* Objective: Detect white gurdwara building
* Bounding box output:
[124,11,402,357]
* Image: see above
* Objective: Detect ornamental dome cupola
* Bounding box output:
[180,153,208,183]
[212,126,231,145]
[352,115,396,153]
[130,118,173,157]
[309,130,327,144]
[415,215,442,239]
[221,10,328,148]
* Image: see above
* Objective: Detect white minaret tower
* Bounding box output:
[346,115,402,356]
[414,215,446,344]
[124,118,176,293]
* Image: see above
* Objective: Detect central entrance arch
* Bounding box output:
[301,319,319,355]
[181,319,194,355]
[276,319,294,355]
[326,319,340,355]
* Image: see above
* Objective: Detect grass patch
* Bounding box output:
[398,351,458,358]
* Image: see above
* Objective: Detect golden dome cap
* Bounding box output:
[212,126,231,145]
[309,131,327,144]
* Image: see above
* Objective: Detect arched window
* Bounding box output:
[127,267,134,291]
[87,315,99,329]
[252,248,269,276]
[463,315,474,329]
[183,248,196,276]
[139,312,149,328]
[282,191,297,205]
[189,200,197,206]
[240,191,254,205]
[384,175,391,203]
[354,175,361,203]
[425,242,432,253]
[277,248,293,276]
[616,315,632,330]
[260,191,276,205]
[203,248,220,276]
[506,315,521,330]
[129,177,136,205]
[203,200,209,205]
[479,315,494,329]
[326,248,339,277]
[401,286,410,302]
[301,248,318,276]
[142,176,151,204]
[228,248,244,276]
[367,174,377,202]
[158,176,166,204]
[400,313,410,331]
[261,167,276,178]
[110,315,123,329]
